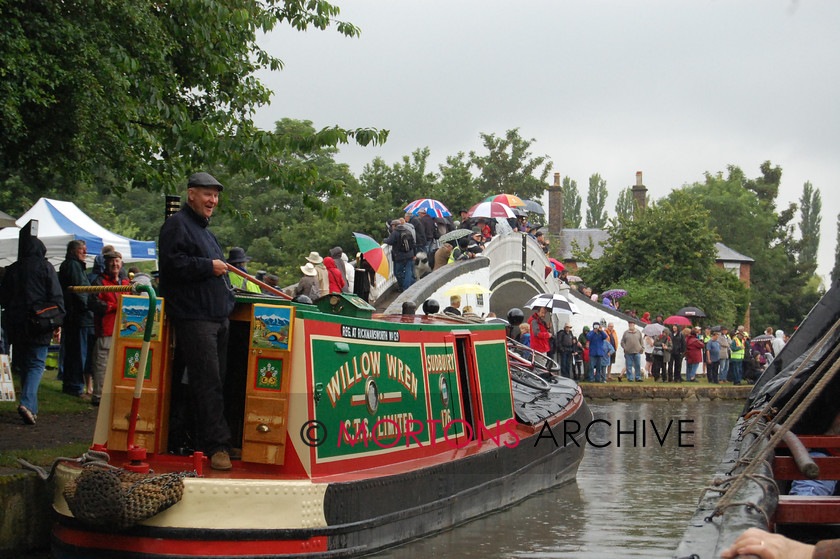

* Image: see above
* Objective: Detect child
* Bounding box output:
[519,323,532,360]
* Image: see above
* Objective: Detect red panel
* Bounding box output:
[54,524,328,556]
[774,456,840,480]
[775,496,840,524]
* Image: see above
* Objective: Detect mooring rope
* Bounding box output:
[709,328,840,518]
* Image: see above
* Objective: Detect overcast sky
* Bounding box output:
[255,0,839,280]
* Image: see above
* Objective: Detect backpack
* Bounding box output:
[399,229,413,252]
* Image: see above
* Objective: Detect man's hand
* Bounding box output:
[212,259,227,276]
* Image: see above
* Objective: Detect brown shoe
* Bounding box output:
[210,450,232,471]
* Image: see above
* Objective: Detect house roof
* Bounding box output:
[553,229,754,263]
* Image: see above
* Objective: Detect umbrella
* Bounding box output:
[548,257,565,272]
[522,199,545,215]
[353,232,390,279]
[751,334,774,343]
[404,198,451,218]
[444,284,491,296]
[566,275,582,282]
[525,293,580,315]
[664,315,692,326]
[601,288,627,300]
[468,201,516,219]
[439,228,471,243]
[483,193,525,207]
[676,306,707,318]
[642,323,667,337]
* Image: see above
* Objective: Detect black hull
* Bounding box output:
[674,279,840,558]
[53,400,592,559]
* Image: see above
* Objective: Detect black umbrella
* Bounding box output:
[676,306,707,318]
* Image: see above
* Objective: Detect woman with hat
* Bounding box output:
[295,262,321,300]
[305,251,329,295]
[227,247,260,293]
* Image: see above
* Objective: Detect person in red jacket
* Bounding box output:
[684,328,705,383]
[528,306,553,362]
[89,250,129,405]
[323,256,346,294]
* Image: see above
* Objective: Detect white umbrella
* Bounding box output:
[524,293,580,314]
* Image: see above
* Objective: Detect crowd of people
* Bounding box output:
[507,308,788,385]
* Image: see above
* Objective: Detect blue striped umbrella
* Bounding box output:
[403,198,451,218]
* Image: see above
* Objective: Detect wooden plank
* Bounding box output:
[774,456,840,480]
[776,496,840,524]
[778,435,840,449]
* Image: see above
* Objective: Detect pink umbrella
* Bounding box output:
[548,258,565,272]
[467,202,515,219]
[664,315,692,326]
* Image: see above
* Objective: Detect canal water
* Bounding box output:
[371,399,744,559]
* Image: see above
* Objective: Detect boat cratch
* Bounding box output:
[674,280,840,558]
[48,280,590,559]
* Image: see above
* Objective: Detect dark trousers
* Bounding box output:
[651,355,665,381]
[62,324,94,395]
[172,319,232,455]
[560,351,573,378]
[668,356,683,382]
[708,361,720,384]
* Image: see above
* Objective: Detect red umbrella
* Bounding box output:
[548,257,565,272]
[664,315,692,326]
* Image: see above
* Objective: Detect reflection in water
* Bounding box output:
[371,400,743,558]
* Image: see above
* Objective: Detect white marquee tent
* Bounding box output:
[0,198,157,268]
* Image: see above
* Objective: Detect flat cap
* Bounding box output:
[188,172,224,191]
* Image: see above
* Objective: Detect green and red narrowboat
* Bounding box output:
[50,289,590,558]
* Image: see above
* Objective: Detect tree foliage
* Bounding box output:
[561,176,582,228]
[578,194,748,325]
[1,0,386,195]
[798,181,821,274]
[666,162,819,334]
[833,213,840,284]
[468,129,552,201]
[585,173,608,228]
[615,187,634,221]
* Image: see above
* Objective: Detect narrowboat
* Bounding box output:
[674,280,840,558]
[49,284,591,558]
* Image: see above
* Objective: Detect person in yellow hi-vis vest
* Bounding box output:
[226,247,261,293]
[729,331,746,385]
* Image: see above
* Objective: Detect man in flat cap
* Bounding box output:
[159,172,236,470]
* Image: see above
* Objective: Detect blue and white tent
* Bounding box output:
[0,198,157,267]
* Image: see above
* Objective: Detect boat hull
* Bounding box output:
[52,397,590,558]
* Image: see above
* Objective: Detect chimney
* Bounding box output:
[631,171,648,215]
[548,172,564,236]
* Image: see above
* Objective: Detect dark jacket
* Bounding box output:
[384,225,416,262]
[159,204,235,321]
[670,330,686,356]
[407,215,427,247]
[419,214,437,244]
[0,237,64,346]
[557,329,577,353]
[58,247,93,328]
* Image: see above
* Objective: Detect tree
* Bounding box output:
[561,176,582,228]
[833,213,840,284]
[585,173,608,228]
[615,187,635,221]
[469,129,552,201]
[1,0,386,195]
[798,181,821,274]
[666,162,816,334]
[578,193,748,325]
[435,152,480,215]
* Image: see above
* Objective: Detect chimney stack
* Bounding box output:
[548,172,564,236]
[631,171,647,216]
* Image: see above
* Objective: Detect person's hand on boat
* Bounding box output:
[720,528,814,559]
